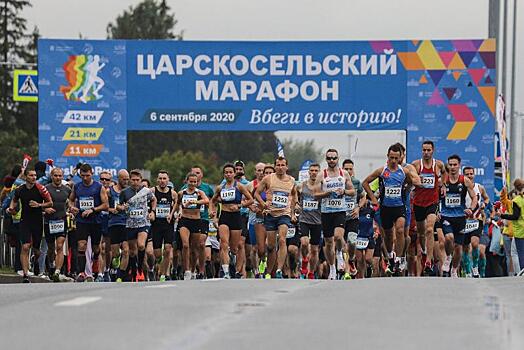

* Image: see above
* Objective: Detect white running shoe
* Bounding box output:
[184,271,192,280]
[336,251,345,271]
[451,268,459,278]
[472,266,480,278]
[442,256,452,274]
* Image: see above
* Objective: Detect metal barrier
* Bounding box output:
[0,214,17,270]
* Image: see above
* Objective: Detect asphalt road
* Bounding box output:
[0,277,523,350]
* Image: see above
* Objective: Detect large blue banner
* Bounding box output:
[38,39,495,197]
[38,40,127,177]
[126,40,408,131]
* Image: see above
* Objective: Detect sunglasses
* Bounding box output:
[100,178,112,181]
[326,157,338,160]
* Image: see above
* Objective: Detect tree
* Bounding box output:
[0,0,39,174]
[106,0,183,40]
[145,150,223,189]
[280,139,323,177]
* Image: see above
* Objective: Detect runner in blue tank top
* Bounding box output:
[362,143,419,276]
[439,154,477,278]
[68,163,109,282]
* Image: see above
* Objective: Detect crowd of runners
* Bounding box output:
[1,140,524,283]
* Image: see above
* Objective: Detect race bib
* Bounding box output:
[356,237,369,249]
[79,196,94,211]
[286,226,296,239]
[465,219,480,233]
[208,221,217,237]
[346,200,356,211]
[272,191,289,208]
[302,200,318,211]
[220,189,236,202]
[155,205,170,218]
[49,220,65,235]
[420,173,435,189]
[129,209,144,219]
[324,198,344,209]
[182,194,198,209]
[384,186,401,198]
[445,194,461,208]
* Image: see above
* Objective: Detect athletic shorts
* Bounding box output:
[379,205,406,230]
[200,219,209,235]
[152,223,174,249]
[373,234,383,258]
[19,220,43,248]
[219,211,242,231]
[299,222,322,246]
[441,216,466,245]
[374,208,382,227]
[205,234,220,251]
[321,212,345,238]
[434,220,443,241]
[344,219,359,244]
[356,235,376,251]
[126,226,149,241]
[178,217,202,234]
[464,220,484,246]
[173,226,181,250]
[264,214,291,232]
[109,225,127,245]
[248,224,257,245]
[414,203,439,222]
[44,218,68,241]
[241,214,249,238]
[286,225,300,247]
[76,222,102,245]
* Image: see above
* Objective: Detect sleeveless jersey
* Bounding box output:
[414,159,439,206]
[74,181,103,224]
[379,166,406,207]
[154,187,174,224]
[108,186,126,227]
[267,173,295,217]
[181,189,202,211]
[465,183,482,219]
[299,181,321,225]
[440,175,467,218]
[220,181,242,205]
[321,169,346,214]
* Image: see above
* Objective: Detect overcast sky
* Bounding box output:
[23,0,523,174]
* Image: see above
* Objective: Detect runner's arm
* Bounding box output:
[198,190,210,206]
[362,167,383,205]
[254,179,268,209]
[95,185,109,212]
[464,177,477,216]
[238,184,254,208]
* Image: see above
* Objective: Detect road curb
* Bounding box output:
[0,273,52,284]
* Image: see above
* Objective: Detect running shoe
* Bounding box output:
[51,272,60,283]
[472,266,480,278]
[85,275,94,282]
[348,261,357,276]
[307,271,315,280]
[76,272,86,283]
[183,271,192,280]
[148,270,156,282]
[336,251,345,271]
[343,272,351,280]
[94,274,104,282]
[235,272,243,279]
[264,273,271,279]
[159,275,166,282]
[196,273,205,280]
[103,271,111,282]
[328,270,337,280]
[442,256,452,276]
[223,272,231,279]
[276,270,283,279]
[22,275,31,283]
[111,256,121,269]
[300,258,309,276]
[258,258,267,275]
[247,271,255,279]
[451,268,459,278]
[116,277,123,283]
[423,260,433,276]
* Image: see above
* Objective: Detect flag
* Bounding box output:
[276,138,285,157]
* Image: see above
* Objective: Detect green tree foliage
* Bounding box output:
[144,150,223,189]
[280,138,323,177]
[0,0,39,174]
[106,0,183,40]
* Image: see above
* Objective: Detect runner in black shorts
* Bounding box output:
[44,167,71,282]
[107,169,129,282]
[8,169,53,282]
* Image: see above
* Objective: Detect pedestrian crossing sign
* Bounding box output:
[13,69,38,102]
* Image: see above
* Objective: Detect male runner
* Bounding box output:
[8,169,53,282]
[255,157,297,279]
[108,169,129,282]
[440,155,477,277]
[412,140,447,275]
[316,149,355,280]
[68,164,108,282]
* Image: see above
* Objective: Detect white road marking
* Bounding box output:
[144,284,176,289]
[55,296,101,306]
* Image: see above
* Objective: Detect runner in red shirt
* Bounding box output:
[412,140,447,275]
